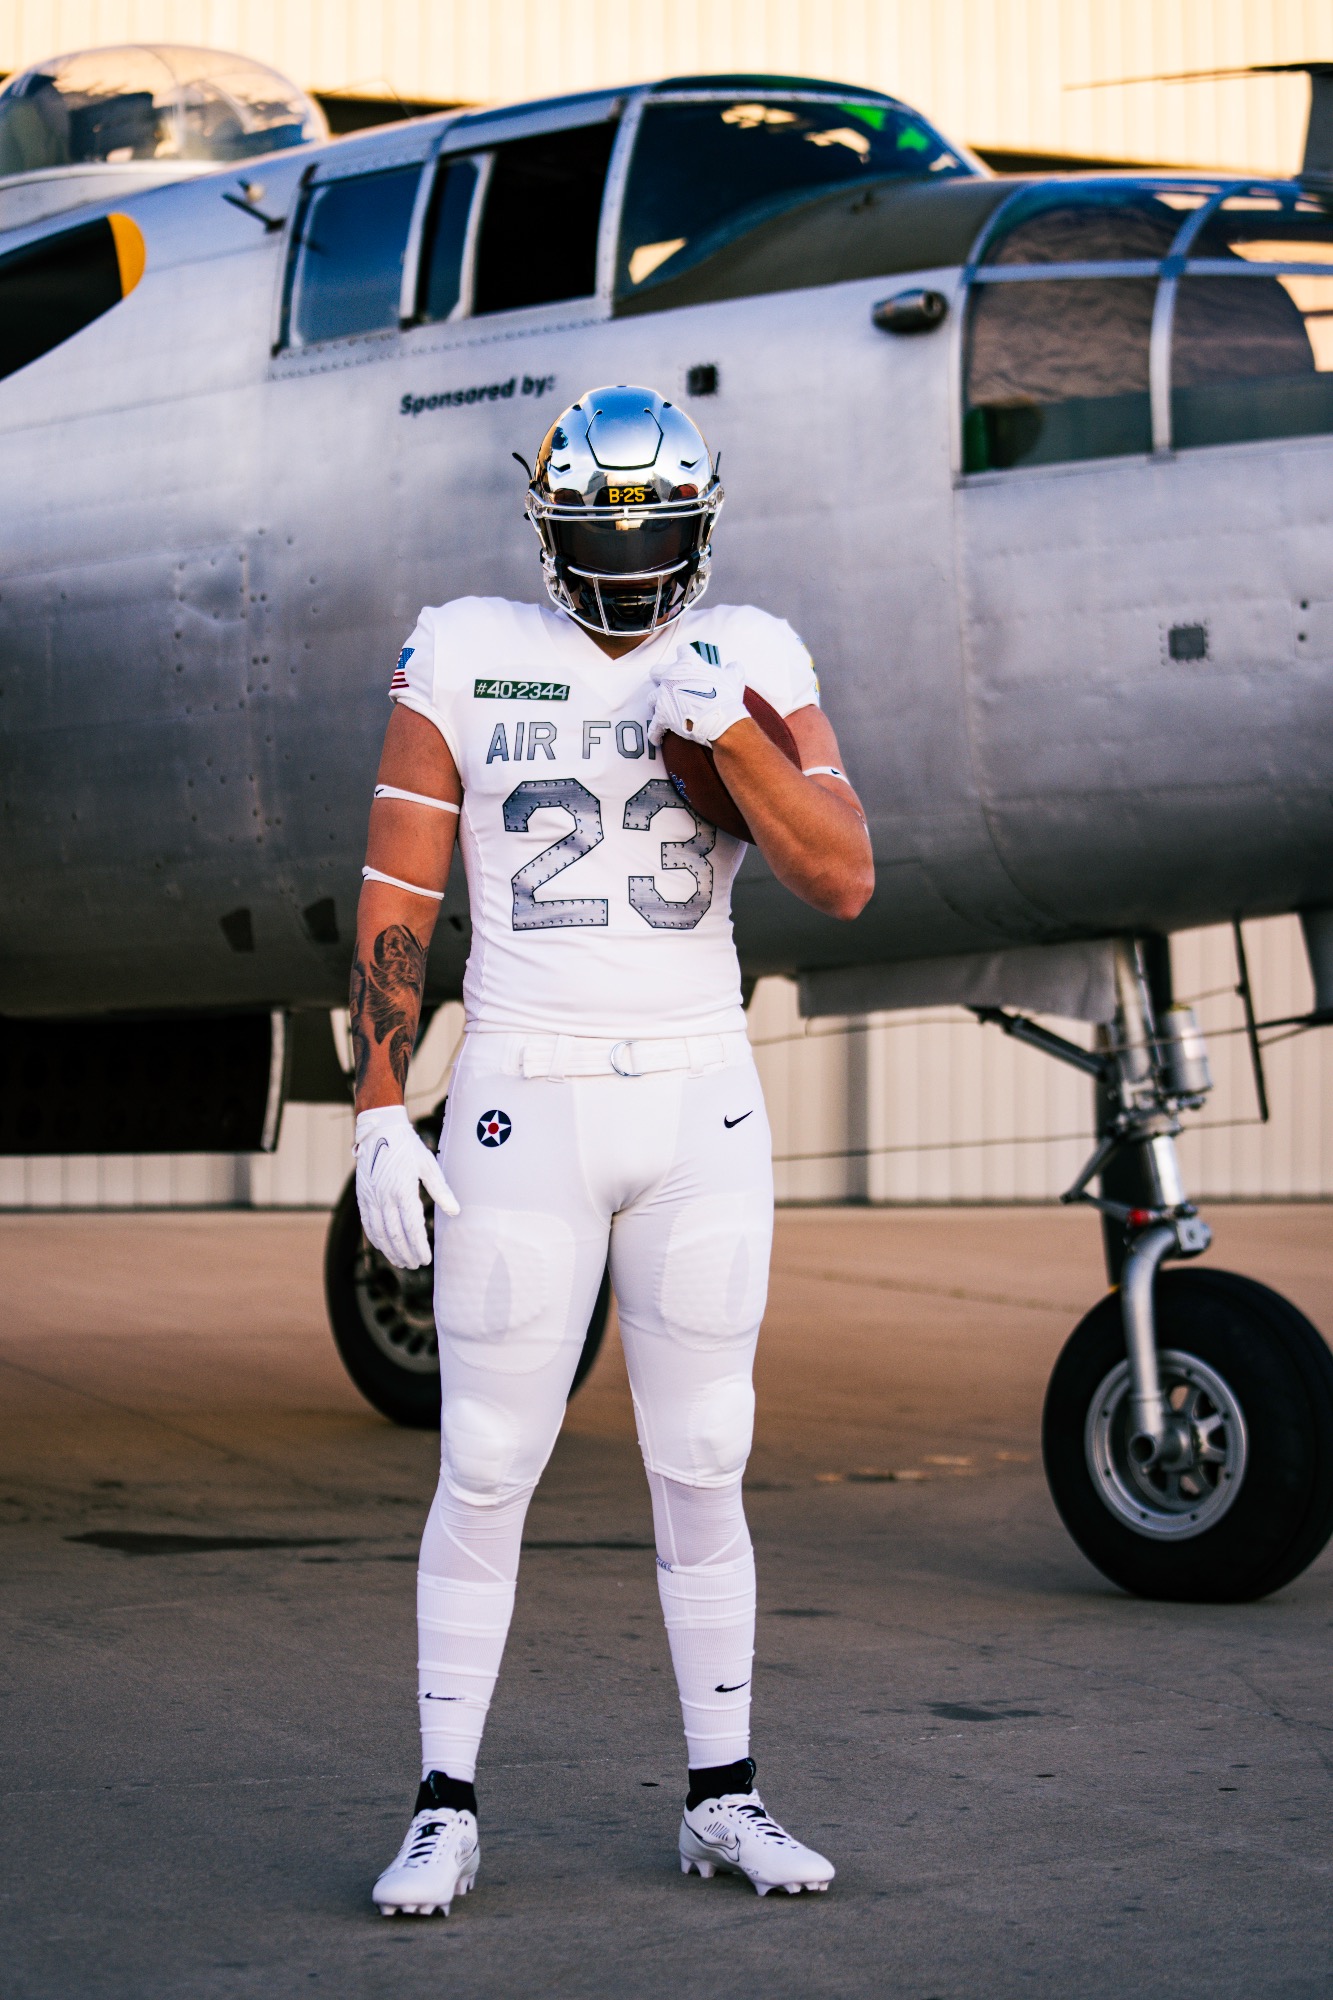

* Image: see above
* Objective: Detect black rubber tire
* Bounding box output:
[323,1161,612,1429]
[1043,1267,1333,1602]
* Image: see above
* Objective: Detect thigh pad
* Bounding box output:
[435,1206,577,1374]
[654,1193,772,1350]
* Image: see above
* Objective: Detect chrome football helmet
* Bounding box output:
[525,384,724,637]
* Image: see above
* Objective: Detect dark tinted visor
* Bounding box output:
[548,509,702,576]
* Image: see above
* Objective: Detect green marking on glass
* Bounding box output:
[843,102,887,130]
[896,125,930,153]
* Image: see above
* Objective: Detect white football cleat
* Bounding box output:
[372,1807,479,1917]
[679,1790,835,1897]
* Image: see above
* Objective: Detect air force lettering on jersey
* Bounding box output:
[386,596,818,1039]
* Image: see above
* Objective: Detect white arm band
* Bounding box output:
[361,865,445,901]
[802,764,849,780]
[373,784,460,814]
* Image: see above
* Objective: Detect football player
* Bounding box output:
[353,385,873,1915]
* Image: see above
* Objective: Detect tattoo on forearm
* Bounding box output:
[350,924,426,1092]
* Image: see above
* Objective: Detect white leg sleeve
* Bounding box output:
[416,1048,616,1781]
[416,1479,530,1783]
[648,1471,756,1769]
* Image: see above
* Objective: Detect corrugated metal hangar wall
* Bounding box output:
[3,917,1330,1209]
[3,0,1333,173]
[3,3,1332,1207]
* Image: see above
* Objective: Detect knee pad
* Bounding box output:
[655,1196,771,1351]
[435,1206,576,1374]
[440,1392,522,1501]
[686,1374,756,1480]
[636,1372,755,1486]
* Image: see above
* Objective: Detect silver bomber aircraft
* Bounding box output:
[3,47,1333,1603]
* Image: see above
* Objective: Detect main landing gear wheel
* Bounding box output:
[323,1117,612,1427]
[1043,1269,1333,1602]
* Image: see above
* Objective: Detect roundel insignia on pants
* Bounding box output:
[476,1109,512,1147]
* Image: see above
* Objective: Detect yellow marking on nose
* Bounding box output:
[107,213,146,296]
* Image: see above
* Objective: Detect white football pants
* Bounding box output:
[416,1030,773,1782]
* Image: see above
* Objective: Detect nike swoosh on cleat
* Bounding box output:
[715,1680,750,1692]
[681,688,717,698]
[723,1112,753,1128]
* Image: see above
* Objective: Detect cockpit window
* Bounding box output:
[287,165,420,346]
[962,181,1178,472]
[618,94,969,296]
[963,178,1333,472]
[978,182,1202,265]
[0,43,325,172]
[1187,188,1333,261]
[472,121,617,315]
[964,278,1156,470]
[418,156,479,323]
[1171,188,1333,449]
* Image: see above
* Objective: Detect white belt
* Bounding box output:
[466,1030,751,1080]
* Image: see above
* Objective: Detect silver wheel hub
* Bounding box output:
[354,1241,439,1375]
[1086,1349,1248,1539]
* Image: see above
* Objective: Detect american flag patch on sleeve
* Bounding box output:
[389,645,414,692]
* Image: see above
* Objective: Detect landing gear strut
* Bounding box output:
[975,938,1333,1601]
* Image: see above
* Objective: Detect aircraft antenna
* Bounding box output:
[1065,59,1333,182]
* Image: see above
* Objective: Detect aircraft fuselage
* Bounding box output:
[2,93,1330,1020]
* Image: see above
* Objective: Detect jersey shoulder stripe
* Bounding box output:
[679,603,819,718]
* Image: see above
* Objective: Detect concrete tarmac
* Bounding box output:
[1,1204,1331,1999]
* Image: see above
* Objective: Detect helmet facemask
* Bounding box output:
[530,496,718,635]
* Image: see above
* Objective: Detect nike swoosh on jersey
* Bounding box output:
[723,1111,753,1128]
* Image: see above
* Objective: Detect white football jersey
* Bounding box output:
[390,596,819,1037]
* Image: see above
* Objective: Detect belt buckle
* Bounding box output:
[609,1040,641,1078]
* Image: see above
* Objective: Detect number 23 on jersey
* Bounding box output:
[503,778,715,933]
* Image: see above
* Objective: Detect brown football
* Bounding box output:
[660,688,800,842]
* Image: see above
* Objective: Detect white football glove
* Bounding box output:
[647,649,750,750]
[354,1105,459,1270]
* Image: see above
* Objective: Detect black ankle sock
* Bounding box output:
[686,1757,756,1810]
[415,1770,478,1817]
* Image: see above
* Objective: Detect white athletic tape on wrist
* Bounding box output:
[374,784,461,814]
[362,865,445,901]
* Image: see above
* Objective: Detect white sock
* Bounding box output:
[648,1472,755,1769]
[416,1480,529,1783]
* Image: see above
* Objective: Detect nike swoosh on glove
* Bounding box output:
[647,650,750,750]
[355,1104,460,1269]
